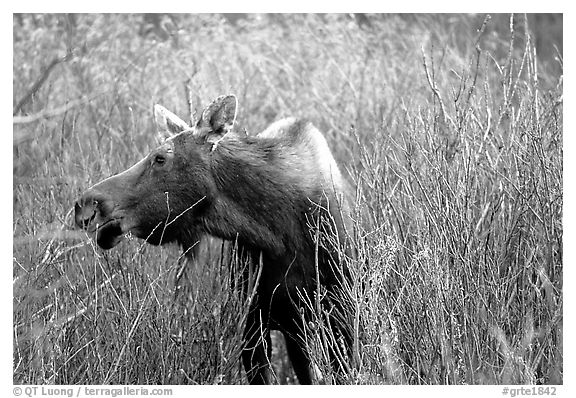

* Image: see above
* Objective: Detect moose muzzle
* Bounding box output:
[75,190,124,249]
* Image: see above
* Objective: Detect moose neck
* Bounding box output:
[201,137,310,257]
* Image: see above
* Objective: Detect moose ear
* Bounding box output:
[154,104,190,143]
[196,95,237,136]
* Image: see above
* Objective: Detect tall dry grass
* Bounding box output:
[13,14,562,384]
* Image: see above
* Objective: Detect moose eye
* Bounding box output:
[154,155,166,165]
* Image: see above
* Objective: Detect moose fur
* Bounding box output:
[75,95,354,384]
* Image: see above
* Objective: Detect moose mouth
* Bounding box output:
[95,218,125,250]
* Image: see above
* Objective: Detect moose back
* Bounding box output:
[75,95,354,384]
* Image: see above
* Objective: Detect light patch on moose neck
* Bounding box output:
[257,117,297,139]
[306,125,343,188]
[260,118,343,190]
[279,121,344,194]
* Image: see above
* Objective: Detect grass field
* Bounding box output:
[13,13,562,385]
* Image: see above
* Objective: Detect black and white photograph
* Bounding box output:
[12,10,564,392]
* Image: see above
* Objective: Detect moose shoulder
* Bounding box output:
[75,95,354,384]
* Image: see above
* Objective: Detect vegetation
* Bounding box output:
[13,13,562,384]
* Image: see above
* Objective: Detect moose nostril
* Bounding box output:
[82,211,96,228]
[75,197,100,230]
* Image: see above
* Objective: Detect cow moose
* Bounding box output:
[75,95,354,384]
